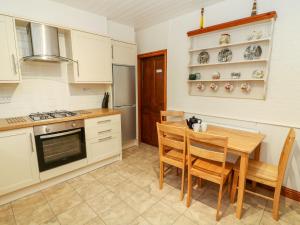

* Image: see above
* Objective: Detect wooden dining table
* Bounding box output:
[164,120,265,219]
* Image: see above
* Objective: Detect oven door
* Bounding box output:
[35,128,86,172]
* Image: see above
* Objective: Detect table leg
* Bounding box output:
[236,153,249,219]
[252,144,261,189]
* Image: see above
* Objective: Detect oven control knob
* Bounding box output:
[45,127,51,133]
[72,123,76,127]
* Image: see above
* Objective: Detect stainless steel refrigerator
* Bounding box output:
[113,65,136,146]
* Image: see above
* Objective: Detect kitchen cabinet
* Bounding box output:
[112,40,137,66]
[85,115,122,163]
[0,128,39,195]
[0,15,20,83]
[67,30,112,83]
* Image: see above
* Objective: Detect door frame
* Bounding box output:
[137,49,167,143]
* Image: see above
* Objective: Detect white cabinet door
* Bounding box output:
[112,41,136,66]
[70,30,112,83]
[0,128,39,195]
[0,15,20,83]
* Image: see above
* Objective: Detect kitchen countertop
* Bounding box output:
[0,108,121,132]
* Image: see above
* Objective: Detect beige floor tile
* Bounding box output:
[83,217,106,225]
[123,188,159,214]
[14,202,54,225]
[118,165,144,179]
[40,217,61,225]
[57,203,97,225]
[48,190,83,215]
[109,181,141,200]
[130,172,156,189]
[143,180,174,199]
[161,189,190,214]
[98,201,139,225]
[260,211,291,225]
[89,166,117,179]
[75,180,107,200]
[142,201,180,225]
[98,172,126,190]
[87,189,122,215]
[67,173,96,189]
[184,201,217,225]
[173,215,197,225]
[0,204,15,225]
[42,182,74,201]
[128,216,151,225]
[11,192,47,215]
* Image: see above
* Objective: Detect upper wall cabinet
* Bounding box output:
[67,30,112,83]
[0,15,20,83]
[112,40,137,66]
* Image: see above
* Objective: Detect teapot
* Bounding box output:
[186,116,202,129]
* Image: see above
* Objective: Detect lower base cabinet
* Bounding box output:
[0,128,39,195]
[85,114,122,164]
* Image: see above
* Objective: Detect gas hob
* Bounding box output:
[29,110,77,121]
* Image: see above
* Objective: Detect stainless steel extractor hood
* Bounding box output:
[22,23,72,63]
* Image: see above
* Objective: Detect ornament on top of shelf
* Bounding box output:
[198,51,209,64]
[231,72,241,79]
[251,0,257,16]
[224,82,234,92]
[200,8,205,29]
[252,70,264,79]
[219,34,231,45]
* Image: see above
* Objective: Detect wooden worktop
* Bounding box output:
[0,108,121,132]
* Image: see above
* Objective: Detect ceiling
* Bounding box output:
[50,0,222,29]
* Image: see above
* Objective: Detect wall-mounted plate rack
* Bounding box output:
[187,11,277,100]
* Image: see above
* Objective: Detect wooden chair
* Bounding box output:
[160,110,184,124]
[186,130,233,221]
[230,128,296,221]
[156,122,187,200]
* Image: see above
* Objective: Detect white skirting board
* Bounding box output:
[0,154,121,205]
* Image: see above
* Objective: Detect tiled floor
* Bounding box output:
[0,143,299,225]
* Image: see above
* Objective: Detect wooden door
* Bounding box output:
[139,51,166,146]
[70,30,112,83]
[0,15,20,83]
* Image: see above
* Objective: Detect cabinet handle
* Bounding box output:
[75,60,80,77]
[97,120,111,124]
[12,54,18,74]
[30,133,35,153]
[98,129,112,134]
[98,136,112,142]
[111,45,114,59]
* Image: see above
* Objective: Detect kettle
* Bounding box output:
[186,116,202,129]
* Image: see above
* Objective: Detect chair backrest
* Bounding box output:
[186,129,228,179]
[160,110,184,123]
[277,128,296,185]
[156,122,186,159]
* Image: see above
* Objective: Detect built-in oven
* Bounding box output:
[33,120,86,172]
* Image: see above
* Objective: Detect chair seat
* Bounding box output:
[192,158,233,177]
[234,159,278,185]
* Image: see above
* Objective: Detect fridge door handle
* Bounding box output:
[114,105,136,108]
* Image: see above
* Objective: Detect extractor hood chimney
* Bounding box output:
[22,23,72,63]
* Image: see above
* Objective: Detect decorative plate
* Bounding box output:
[198,51,209,64]
[218,48,232,62]
[244,45,262,60]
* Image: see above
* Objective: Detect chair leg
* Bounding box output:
[159,161,164,189]
[230,171,238,203]
[176,168,179,176]
[216,183,224,221]
[228,172,232,198]
[197,178,203,188]
[186,172,192,207]
[272,186,281,221]
[180,167,185,201]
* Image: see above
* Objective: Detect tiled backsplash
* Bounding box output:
[0,24,110,118]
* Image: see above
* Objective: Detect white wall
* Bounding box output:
[136,0,300,191]
[0,0,135,118]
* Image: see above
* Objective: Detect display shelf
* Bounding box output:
[187,78,265,82]
[188,59,268,68]
[189,38,271,53]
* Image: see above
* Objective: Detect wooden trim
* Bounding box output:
[281,186,300,202]
[187,11,277,37]
[137,49,167,142]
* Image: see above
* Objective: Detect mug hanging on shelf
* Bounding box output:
[224,82,234,92]
[241,82,251,93]
[210,82,219,91]
[196,82,206,91]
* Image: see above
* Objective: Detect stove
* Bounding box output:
[29,110,77,121]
